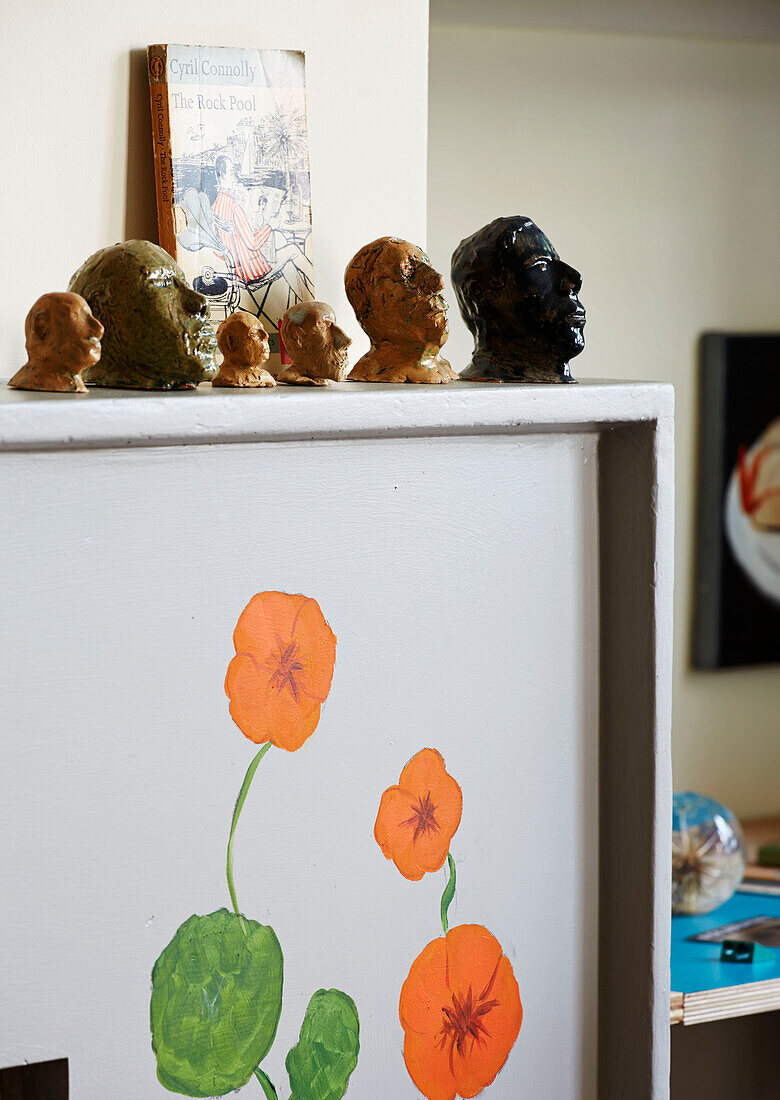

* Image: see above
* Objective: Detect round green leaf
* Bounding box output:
[150,909,283,1097]
[286,988,360,1100]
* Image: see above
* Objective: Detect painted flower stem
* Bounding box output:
[253,1066,279,1099]
[440,851,456,934]
[226,741,273,925]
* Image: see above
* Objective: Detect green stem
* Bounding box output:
[254,1066,279,1099]
[440,851,456,935]
[227,741,273,926]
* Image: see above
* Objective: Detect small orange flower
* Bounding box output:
[225,591,336,751]
[399,924,523,1100]
[374,748,462,880]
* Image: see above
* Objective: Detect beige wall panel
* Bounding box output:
[429,24,780,816]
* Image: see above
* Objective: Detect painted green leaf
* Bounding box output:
[150,909,283,1097]
[286,989,360,1100]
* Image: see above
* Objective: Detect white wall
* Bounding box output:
[0,0,430,376]
[428,22,780,816]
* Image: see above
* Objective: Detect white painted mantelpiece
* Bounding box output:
[0,381,673,1099]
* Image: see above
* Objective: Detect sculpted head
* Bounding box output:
[344,237,455,383]
[452,216,585,382]
[68,240,217,389]
[8,292,103,393]
[212,310,274,387]
[278,302,351,384]
[217,311,269,368]
[346,237,448,349]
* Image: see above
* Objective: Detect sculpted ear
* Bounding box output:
[280,318,302,352]
[31,310,51,342]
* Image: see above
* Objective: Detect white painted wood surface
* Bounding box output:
[0,379,668,450]
[0,381,673,1099]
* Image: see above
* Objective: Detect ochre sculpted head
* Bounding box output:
[212,311,275,387]
[8,292,103,393]
[68,240,217,389]
[344,237,455,383]
[452,216,585,383]
[278,302,351,385]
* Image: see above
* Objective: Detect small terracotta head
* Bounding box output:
[344,237,455,383]
[213,311,275,388]
[8,292,103,393]
[68,240,217,389]
[278,302,351,384]
[452,216,585,383]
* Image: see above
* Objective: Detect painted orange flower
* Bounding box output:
[399,924,523,1100]
[225,591,336,751]
[374,748,463,880]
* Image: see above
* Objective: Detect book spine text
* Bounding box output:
[147,45,177,259]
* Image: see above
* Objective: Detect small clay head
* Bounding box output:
[68,240,217,389]
[278,302,351,382]
[216,311,270,368]
[211,311,274,387]
[215,312,270,367]
[9,292,103,393]
[452,216,585,382]
[345,238,448,351]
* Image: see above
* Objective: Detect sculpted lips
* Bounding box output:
[420,294,448,331]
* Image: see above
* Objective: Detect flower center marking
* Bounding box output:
[402,791,440,843]
[437,958,502,1072]
[266,636,304,700]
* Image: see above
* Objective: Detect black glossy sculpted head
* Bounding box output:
[452,216,585,383]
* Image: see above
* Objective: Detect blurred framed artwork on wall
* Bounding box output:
[694,333,780,668]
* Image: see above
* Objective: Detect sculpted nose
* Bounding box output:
[332,325,352,350]
[557,262,582,295]
[180,281,208,316]
[419,263,444,293]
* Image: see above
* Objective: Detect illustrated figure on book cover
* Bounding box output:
[148,45,315,361]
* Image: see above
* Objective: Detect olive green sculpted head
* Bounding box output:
[68,240,217,389]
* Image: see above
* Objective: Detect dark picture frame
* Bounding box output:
[693,333,780,669]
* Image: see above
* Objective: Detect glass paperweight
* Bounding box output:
[672,792,746,915]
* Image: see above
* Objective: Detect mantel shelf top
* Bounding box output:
[0,378,674,452]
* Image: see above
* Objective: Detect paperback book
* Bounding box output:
[147,44,314,360]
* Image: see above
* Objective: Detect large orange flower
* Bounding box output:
[400,924,523,1100]
[374,748,462,880]
[225,591,336,751]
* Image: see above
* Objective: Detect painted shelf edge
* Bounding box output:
[0,379,674,452]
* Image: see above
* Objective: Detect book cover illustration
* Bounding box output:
[148,45,314,358]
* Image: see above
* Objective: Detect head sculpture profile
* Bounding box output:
[277,301,351,386]
[213,311,275,388]
[8,292,103,393]
[344,237,456,383]
[68,240,217,389]
[452,216,585,383]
